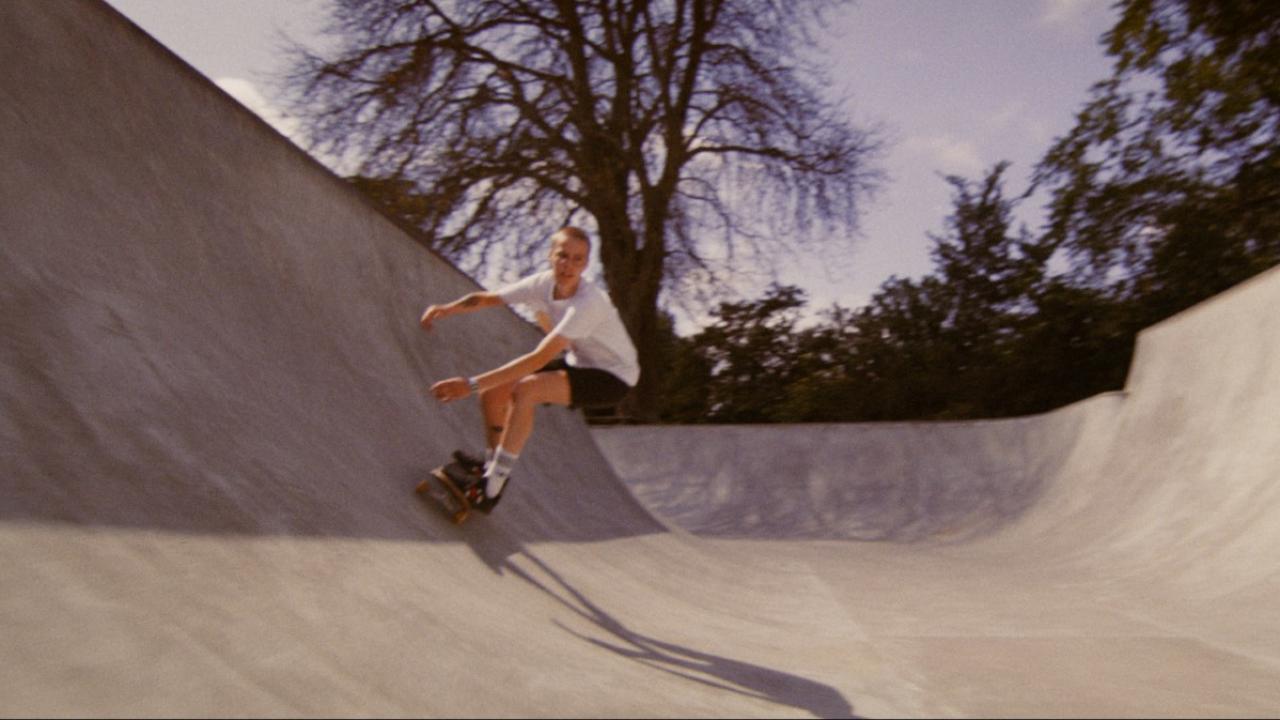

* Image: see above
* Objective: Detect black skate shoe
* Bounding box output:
[464,477,506,515]
[438,456,482,493]
[451,449,487,479]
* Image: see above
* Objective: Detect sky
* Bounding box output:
[103,0,1119,322]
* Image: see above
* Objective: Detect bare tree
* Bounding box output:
[282,0,882,417]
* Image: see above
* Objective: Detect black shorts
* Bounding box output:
[538,358,631,409]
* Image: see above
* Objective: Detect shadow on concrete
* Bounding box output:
[461,527,857,719]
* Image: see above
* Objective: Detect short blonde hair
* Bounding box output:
[553,226,591,252]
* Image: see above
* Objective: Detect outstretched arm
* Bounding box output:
[419,291,503,332]
[431,332,571,403]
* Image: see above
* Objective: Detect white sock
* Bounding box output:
[484,448,519,497]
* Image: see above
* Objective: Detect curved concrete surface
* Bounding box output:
[2,2,1278,717]
[596,267,1280,716]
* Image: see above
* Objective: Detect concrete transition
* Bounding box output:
[2,2,1278,717]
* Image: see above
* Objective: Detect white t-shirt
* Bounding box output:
[497,270,640,387]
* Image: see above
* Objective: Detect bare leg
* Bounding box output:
[498,371,572,455]
[479,381,517,453]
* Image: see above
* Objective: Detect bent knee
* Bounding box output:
[509,376,542,405]
[511,373,570,407]
[480,382,515,402]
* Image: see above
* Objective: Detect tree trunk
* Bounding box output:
[597,215,665,422]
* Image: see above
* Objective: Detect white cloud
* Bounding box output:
[1040,0,1102,27]
[986,100,1026,133]
[985,101,1057,148]
[904,134,986,177]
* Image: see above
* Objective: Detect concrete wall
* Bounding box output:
[4,1,1279,716]
[0,0,657,544]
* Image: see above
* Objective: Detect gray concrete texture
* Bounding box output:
[1,1,1277,717]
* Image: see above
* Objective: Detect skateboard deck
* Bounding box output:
[416,460,478,524]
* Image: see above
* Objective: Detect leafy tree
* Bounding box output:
[926,163,1047,416]
[1034,0,1280,315]
[931,164,1042,331]
[1009,279,1136,414]
[652,310,711,424]
[659,162,1138,423]
[771,303,862,422]
[693,283,809,422]
[843,275,954,420]
[823,163,1049,421]
[657,1,1280,425]
[281,0,883,418]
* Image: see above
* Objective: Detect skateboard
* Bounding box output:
[415,454,483,524]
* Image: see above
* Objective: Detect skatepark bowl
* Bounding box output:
[3,2,1279,717]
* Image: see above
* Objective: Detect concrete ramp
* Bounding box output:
[596,264,1280,715]
[3,1,1278,717]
